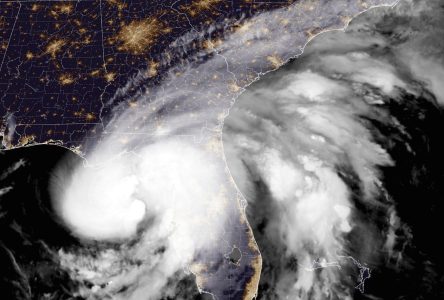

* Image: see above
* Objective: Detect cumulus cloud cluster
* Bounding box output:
[223,65,397,299]
[223,0,444,298]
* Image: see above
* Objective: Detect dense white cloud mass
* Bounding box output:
[52,136,233,300]
[57,153,146,239]
[47,0,401,299]
[54,139,226,242]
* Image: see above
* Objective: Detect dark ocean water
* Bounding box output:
[0,145,82,299]
[354,92,444,299]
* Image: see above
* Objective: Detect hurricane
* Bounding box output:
[1,0,443,299]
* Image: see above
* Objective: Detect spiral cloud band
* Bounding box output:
[46,0,441,299]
